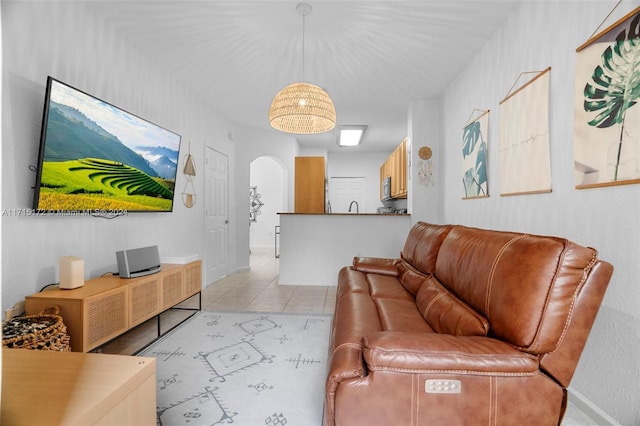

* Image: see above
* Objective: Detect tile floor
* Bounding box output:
[200,247,335,315]
[101,246,598,425]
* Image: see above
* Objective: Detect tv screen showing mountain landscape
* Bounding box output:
[33,77,182,213]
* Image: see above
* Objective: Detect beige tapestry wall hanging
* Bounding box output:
[499,67,552,196]
[574,6,640,189]
[462,109,490,199]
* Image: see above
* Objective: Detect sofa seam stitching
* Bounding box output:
[489,375,494,425]
[334,342,362,352]
[485,234,528,317]
[551,247,598,352]
[366,367,537,376]
[422,292,446,320]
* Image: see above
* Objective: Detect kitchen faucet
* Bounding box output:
[348,200,359,213]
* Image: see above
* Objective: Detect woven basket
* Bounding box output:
[2,305,71,351]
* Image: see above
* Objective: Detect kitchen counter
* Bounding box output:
[277,212,412,286]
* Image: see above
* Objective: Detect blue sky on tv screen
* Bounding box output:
[50,80,181,159]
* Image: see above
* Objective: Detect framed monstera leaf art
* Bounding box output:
[574,6,640,188]
[462,109,489,199]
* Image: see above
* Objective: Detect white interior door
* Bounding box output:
[205,147,229,285]
[329,177,366,213]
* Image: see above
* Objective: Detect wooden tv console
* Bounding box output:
[1,348,156,425]
[25,260,202,353]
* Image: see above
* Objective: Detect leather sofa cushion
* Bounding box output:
[375,298,435,333]
[435,225,599,353]
[363,332,538,374]
[416,275,489,336]
[368,274,414,301]
[401,222,452,274]
[397,261,429,296]
[352,257,399,276]
[336,267,370,299]
[333,267,384,346]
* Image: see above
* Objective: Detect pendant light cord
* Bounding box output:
[296,2,312,81]
[301,11,306,81]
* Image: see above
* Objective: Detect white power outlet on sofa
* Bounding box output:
[425,380,461,394]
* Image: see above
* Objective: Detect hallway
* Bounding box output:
[201,247,335,314]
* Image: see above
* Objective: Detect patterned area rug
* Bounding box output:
[138,310,332,426]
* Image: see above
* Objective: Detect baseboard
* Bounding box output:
[567,387,621,426]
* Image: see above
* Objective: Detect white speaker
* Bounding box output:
[59,256,84,289]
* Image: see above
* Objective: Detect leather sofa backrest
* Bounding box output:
[401,222,453,274]
[434,225,600,354]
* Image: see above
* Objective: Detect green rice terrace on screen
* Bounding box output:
[34,78,181,212]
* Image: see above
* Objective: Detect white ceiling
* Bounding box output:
[83,1,521,152]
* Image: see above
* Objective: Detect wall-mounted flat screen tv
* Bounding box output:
[33,77,182,213]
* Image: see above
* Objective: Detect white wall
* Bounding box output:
[1,2,238,306]
[279,213,411,285]
[250,157,283,248]
[408,98,443,222]
[232,126,298,271]
[1,1,299,297]
[0,3,4,315]
[437,2,639,423]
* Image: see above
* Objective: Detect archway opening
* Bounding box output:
[249,156,285,255]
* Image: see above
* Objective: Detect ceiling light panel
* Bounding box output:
[338,125,367,147]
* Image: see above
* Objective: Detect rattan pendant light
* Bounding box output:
[269,2,336,134]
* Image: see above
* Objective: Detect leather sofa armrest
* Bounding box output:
[363,331,539,375]
[352,257,400,277]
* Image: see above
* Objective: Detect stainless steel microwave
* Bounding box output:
[382,176,392,200]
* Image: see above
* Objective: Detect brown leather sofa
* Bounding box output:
[324,222,613,425]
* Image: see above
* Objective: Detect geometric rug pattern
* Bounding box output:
[138,311,332,425]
